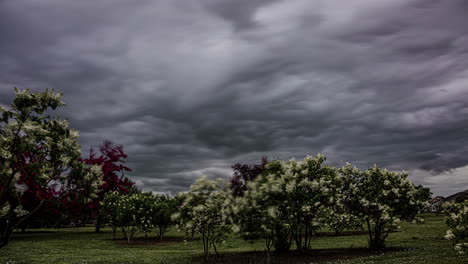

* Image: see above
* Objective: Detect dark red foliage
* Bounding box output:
[230,157,268,197]
[15,149,58,203]
[14,140,134,228]
[7,148,65,228]
[82,140,134,195]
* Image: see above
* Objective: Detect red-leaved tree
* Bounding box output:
[230,157,268,197]
[13,148,65,231]
[16,149,104,231]
[81,140,134,232]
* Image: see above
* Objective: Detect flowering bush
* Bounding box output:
[0,88,102,248]
[102,192,152,242]
[230,155,341,252]
[444,201,468,254]
[172,176,230,259]
[101,191,122,239]
[102,191,179,242]
[340,164,430,250]
[118,192,155,242]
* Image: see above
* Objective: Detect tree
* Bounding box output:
[230,157,268,197]
[0,88,102,248]
[340,164,430,250]
[172,176,230,260]
[81,140,133,232]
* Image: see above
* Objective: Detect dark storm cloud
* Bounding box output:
[1,0,467,196]
[203,0,281,30]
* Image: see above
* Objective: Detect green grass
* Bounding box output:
[0,214,466,264]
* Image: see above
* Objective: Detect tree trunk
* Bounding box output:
[0,220,12,249]
[367,220,386,250]
[95,213,102,233]
[0,200,44,249]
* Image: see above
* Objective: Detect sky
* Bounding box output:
[1,0,467,196]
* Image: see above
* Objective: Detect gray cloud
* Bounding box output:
[1,0,467,196]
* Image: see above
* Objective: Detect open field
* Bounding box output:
[0,214,465,264]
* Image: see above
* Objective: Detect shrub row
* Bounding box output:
[101,192,179,243]
[171,154,430,258]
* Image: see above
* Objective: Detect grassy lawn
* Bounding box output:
[0,214,465,264]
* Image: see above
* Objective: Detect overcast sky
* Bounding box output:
[1,0,467,196]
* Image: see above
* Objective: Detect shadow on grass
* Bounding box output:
[314,230,368,237]
[10,230,103,241]
[12,230,56,234]
[113,236,197,247]
[193,247,407,264]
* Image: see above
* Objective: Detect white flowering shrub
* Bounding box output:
[102,192,156,243]
[172,176,230,259]
[444,201,468,254]
[119,192,156,242]
[0,88,99,248]
[101,191,123,239]
[102,191,179,242]
[230,155,341,252]
[340,164,430,250]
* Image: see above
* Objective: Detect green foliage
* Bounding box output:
[152,195,179,240]
[444,201,468,254]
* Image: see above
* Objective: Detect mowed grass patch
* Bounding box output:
[0,214,466,264]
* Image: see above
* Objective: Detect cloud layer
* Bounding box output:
[1,0,467,196]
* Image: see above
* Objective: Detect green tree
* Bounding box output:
[152,195,178,240]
